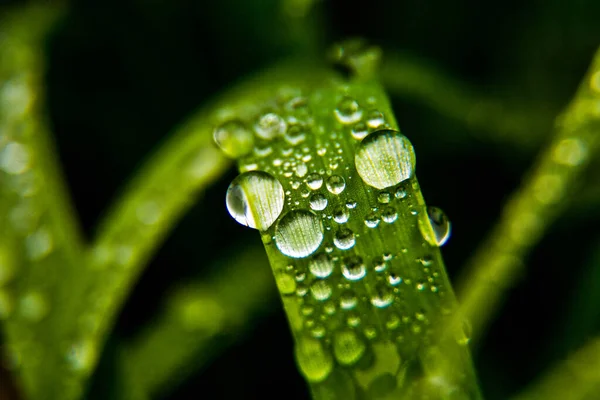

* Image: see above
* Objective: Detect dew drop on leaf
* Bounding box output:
[355,129,416,189]
[306,173,323,190]
[295,337,333,382]
[341,256,366,281]
[226,171,285,231]
[326,175,346,194]
[419,206,451,246]
[255,112,287,139]
[309,193,328,211]
[310,280,332,301]
[213,120,254,158]
[309,253,334,278]
[274,210,324,258]
[334,96,363,124]
[334,227,356,250]
[333,330,366,366]
[370,285,394,308]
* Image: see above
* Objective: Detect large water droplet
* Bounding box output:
[342,256,366,281]
[419,206,451,246]
[275,210,324,258]
[333,330,366,366]
[255,113,287,139]
[334,97,363,124]
[334,228,356,250]
[296,337,333,382]
[226,171,285,231]
[309,253,334,278]
[213,120,254,158]
[355,129,416,189]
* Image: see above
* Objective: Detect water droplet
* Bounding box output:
[395,187,407,199]
[340,290,358,309]
[419,206,451,246]
[136,200,162,225]
[309,193,328,211]
[387,273,402,286]
[275,210,324,258]
[309,253,334,278]
[334,228,356,250]
[275,271,297,295]
[553,138,587,166]
[213,120,254,158]
[332,207,349,224]
[311,324,326,338]
[377,191,391,204]
[334,97,363,124]
[333,330,366,365]
[295,337,333,382]
[345,199,357,209]
[381,207,398,223]
[351,122,369,140]
[306,173,323,190]
[370,285,393,308]
[226,171,285,231]
[324,302,336,315]
[342,256,366,281]
[0,142,30,175]
[326,175,346,194]
[255,113,287,139]
[366,110,385,128]
[311,281,332,301]
[347,313,361,327]
[373,257,387,272]
[285,124,307,145]
[295,163,308,178]
[355,129,416,189]
[364,212,380,228]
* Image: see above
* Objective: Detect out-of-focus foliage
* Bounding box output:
[0,0,599,399]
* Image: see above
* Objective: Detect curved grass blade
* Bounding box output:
[217,69,482,398]
[0,4,91,400]
[455,47,600,344]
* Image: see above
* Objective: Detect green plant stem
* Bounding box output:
[455,47,600,344]
[511,337,600,400]
[380,52,553,149]
[120,244,274,399]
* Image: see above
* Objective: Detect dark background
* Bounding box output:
[3,0,600,398]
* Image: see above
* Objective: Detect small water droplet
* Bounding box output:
[377,191,391,204]
[345,199,357,209]
[351,122,369,140]
[333,330,366,365]
[334,96,363,124]
[334,228,356,250]
[275,271,297,294]
[311,281,332,301]
[226,171,285,231]
[395,187,407,199]
[340,290,358,309]
[370,285,393,308]
[66,339,97,373]
[355,129,416,189]
[25,228,53,261]
[309,253,334,278]
[366,110,385,128]
[332,207,349,224]
[19,291,48,322]
[306,173,323,190]
[285,124,307,145]
[213,120,254,158]
[309,193,328,211]
[326,175,346,194]
[381,206,398,223]
[255,113,287,139]
[275,210,324,258]
[419,206,451,246]
[364,212,380,228]
[295,337,333,382]
[373,257,387,272]
[342,256,366,281]
[387,273,402,286]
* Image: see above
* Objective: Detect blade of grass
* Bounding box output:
[380,52,553,149]
[511,337,600,400]
[454,47,600,344]
[119,243,274,399]
[218,65,482,397]
[0,4,91,400]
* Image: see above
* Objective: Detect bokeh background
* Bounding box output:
[2,0,600,398]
